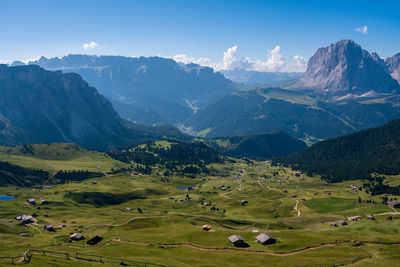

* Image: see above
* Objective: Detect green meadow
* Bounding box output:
[0,145,400,266]
[0,144,128,172]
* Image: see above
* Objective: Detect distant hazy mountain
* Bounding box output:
[221,68,302,85]
[204,131,307,159]
[386,53,400,83]
[28,55,235,125]
[0,65,188,150]
[185,87,400,142]
[290,40,400,99]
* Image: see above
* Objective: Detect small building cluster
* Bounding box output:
[44,224,55,231]
[347,216,361,221]
[228,233,277,247]
[202,224,212,231]
[331,219,348,227]
[202,224,215,232]
[350,185,361,192]
[27,198,49,205]
[16,215,35,225]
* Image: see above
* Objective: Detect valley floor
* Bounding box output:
[1,160,400,266]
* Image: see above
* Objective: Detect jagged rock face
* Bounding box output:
[292,40,399,98]
[386,53,400,83]
[27,55,235,125]
[0,64,125,147]
[29,55,234,108]
[0,65,186,150]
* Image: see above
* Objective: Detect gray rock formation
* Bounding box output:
[0,65,187,150]
[386,53,400,83]
[291,40,399,99]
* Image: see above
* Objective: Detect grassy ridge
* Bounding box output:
[0,143,128,172]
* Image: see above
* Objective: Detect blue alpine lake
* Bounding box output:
[0,194,15,201]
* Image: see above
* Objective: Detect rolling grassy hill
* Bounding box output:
[0,143,128,172]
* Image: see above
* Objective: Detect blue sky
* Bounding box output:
[1,0,399,71]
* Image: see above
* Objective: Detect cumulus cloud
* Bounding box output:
[0,56,44,65]
[219,45,253,70]
[284,55,308,72]
[171,45,307,72]
[0,59,12,64]
[83,41,99,50]
[252,46,286,72]
[355,25,368,34]
[217,45,306,72]
[172,54,211,66]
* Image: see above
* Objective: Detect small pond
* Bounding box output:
[176,186,192,190]
[0,194,15,201]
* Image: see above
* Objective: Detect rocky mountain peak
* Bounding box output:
[386,53,400,83]
[291,40,399,99]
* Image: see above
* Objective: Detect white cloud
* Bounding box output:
[219,45,253,70]
[83,41,99,50]
[0,59,12,64]
[21,55,42,64]
[355,25,368,34]
[284,55,308,72]
[170,45,308,73]
[252,46,286,72]
[0,56,44,65]
[172,54,211,66]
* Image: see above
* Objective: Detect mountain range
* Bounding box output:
[3,39,400,151]
[28,55,235,126]
[0,64,307,159]
[183,40,400,141]
[185,86,400,142]
[0,64,188,150]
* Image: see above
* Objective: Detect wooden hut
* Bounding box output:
[70,233,84,241]
[87,235,103,245]
[228,235,245,247]
[255,233,277,245]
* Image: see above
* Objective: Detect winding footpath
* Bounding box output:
[236,180,243,190]
[91,214,238,229]
[42,171,59,186]
[108,239,336,256]
[294,200,301,217]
